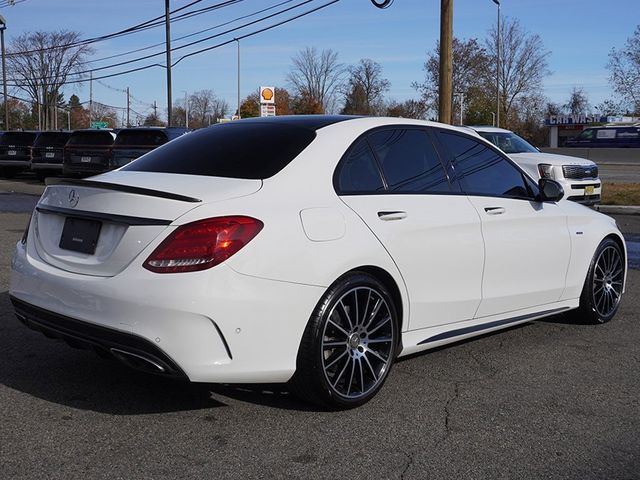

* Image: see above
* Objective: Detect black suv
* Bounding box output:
[63,130,117,177]
[111,127,189,168]
[31,131,73,181]
[0,131,39,178]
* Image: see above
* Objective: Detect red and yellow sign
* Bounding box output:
[260,86,275,104]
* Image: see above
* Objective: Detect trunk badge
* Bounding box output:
[68,189,79,207]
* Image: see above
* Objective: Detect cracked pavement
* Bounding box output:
[1,190,639,479]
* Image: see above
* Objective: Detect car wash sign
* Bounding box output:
[260,86,276,117]
[546,114,606,126]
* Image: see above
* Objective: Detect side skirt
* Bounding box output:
[399,303,575,358]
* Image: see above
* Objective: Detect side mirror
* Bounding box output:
[538,178,564,202]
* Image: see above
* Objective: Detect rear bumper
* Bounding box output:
[11,296,188,379]
[0,159,31,168]
[31,162,63,171]
[10,239,324,383]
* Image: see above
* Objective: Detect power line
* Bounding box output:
[6,0,323,87]
[85,0,296,66]
[4,0,239,57]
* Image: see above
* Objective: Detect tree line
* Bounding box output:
[1,21,638,141]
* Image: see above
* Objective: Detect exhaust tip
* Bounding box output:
[110,348,166,373]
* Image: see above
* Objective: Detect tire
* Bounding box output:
[572,238,625,324]
[290,272,399,409]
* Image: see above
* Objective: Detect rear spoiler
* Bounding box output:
[46,178,202,203]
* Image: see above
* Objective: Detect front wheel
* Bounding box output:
[291,272,399,409]
[573,238,625,324]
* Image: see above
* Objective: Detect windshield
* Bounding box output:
[34,132,72,147]
[478,131,538,154]
[114,130,168,147]
[1,132,37,146]
[67,131,115,146]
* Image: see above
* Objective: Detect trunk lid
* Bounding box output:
[32,171,262,277]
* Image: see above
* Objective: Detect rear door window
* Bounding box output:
[367,129,450,193]
[336,139,385,193]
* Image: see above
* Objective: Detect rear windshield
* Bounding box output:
[114,130,168,147]
[1,132,37,146]
[34,132,72,147]
[123,122,316,179]
[67,131,115,146]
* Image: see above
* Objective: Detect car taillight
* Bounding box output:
[143,216,263,273]
[538,163,554,179]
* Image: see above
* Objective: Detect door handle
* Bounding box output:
[484,207,506,215]
[377,211,408,221]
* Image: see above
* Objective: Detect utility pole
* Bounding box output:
[0,15,8,131]
[493,0,500,128]
[126,87,130,127]
[165,0,173,126]
[236,38,240,119]
[438,0,453,125]
[36,81,42,130]
[89,71,93,127]
[153,100,158,117]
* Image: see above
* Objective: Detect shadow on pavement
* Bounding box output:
[0,292,322,414]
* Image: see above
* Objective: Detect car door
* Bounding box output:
[435,130,571,318]
[336,127,485,330]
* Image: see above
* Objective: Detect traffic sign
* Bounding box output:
[90,121,109,129]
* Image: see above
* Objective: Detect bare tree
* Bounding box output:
[485,18,550,127]
[341,58,390,115]
[607,25,640,113]
[187,89,229,127]
[385,99,427,119]
[412,38,491,121]
[91,102,118,128]
[7,30,94,130]
[562,87,590,115]
[287,47,345,113]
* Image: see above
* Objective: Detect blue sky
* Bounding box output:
[2,0,638,119]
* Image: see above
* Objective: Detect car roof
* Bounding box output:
[466,125,513,134]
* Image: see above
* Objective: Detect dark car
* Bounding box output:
[565,126,640,148]
[0,131,39,178]
[30,131,73,181]
[111,127,189,169]
[63,129,117,177]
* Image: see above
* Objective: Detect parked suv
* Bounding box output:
[470,126,601,206]
[63,129,117,177]
[0,131,39,178]
[565,125,640,148]
[111,127,188,168]
[30,131,73,181]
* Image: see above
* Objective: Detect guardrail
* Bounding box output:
[540,148,640,165]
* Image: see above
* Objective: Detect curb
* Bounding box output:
[596,205,640,215]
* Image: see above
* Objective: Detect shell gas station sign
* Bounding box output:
[260,86,276,117]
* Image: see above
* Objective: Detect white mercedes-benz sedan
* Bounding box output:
[10,116,626,408]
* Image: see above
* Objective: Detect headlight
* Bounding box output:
[538,163,554,179]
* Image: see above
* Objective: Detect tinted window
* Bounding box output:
[1,132,37,146]
[438,132,531,198]
[114,130,169,147]
[337,139,385,193]
[67,131,115,146]
[124,122,315,179]
[368,129,450,193]
[34,132,72,147]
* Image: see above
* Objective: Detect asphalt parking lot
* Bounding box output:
[1,185,639,479]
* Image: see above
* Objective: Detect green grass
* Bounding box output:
[601,182,640,206]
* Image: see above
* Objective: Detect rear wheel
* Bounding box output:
[291,272,399,409]
[573,238,625,324]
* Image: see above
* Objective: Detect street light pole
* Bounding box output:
[0,15,9,130]
[493,0,500,127]
[165,0,173,126]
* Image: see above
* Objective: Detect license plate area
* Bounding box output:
[585,185,595,195]
[59,217,102,254]
[45,152,55,158]
[81,156,92,163]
